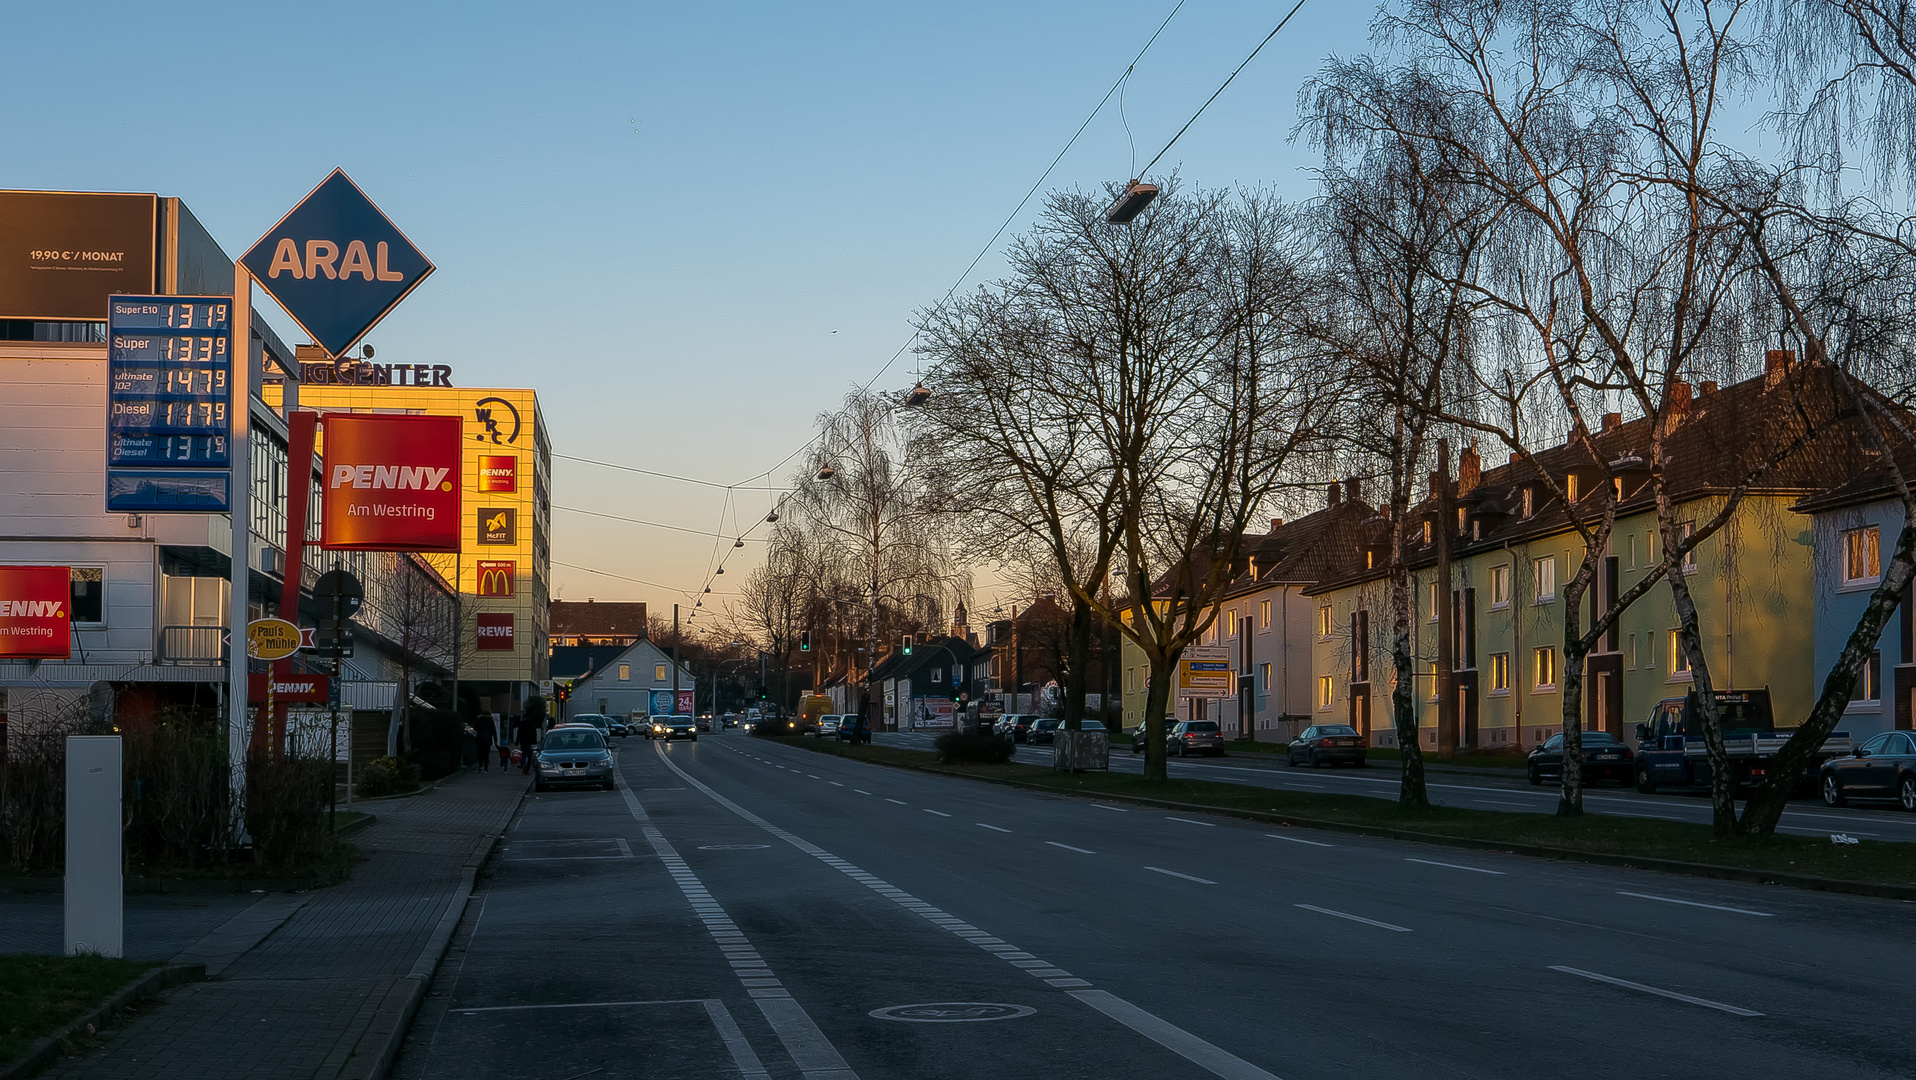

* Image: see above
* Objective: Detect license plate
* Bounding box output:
[563,769,585,776]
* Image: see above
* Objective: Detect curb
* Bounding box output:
[0,877,320,895]
[787,740,1916,904]
[336,779,529,1080]
[0,963,204,1080]
[336,812,377,838]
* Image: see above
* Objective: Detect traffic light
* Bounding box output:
[800,629,811,652]
[901,634,914,656]
[757,686,768,700]
[555,684,571,703]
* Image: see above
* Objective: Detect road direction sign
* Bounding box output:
[105,296,232,513]
[1176,645,1234,700]
[240,169,434,357]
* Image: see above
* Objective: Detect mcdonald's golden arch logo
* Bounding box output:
[476,561,516,598]
[476,507,515,545]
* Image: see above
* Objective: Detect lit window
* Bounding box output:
[1259,599,1271,629]
[1534,556,1557,602]
[1317,675,1334,710]
[1534,646,1557,689]
[1565,473,1579,503]
[1522,488,1534,517]
[1225,610,1235,636]
[1668,630,1691,674]
[655,664,667,681]
[1489,565,1510,608]
[1422,520,1433,545]
[1489,652,1510,692]
[1844,526,1881,584]
[618,664,630,682]
[1860,653,1882,702]
[1317,605,1333,640]
[1427,582,1440,622]
[1257,661,1270,693]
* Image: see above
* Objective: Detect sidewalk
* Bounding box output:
[40,769,526,1080]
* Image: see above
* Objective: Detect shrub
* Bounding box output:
[356,755,420,799]
[934,731,1014,765]
[404,708,466,780]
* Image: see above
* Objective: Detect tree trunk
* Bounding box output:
[1142,655,1176,782]
[1390,571,1429,808]
[1665,563,1736,835]
[1739,522,1916,837]
[1558,575,1589,817]
[1062,597,1093,731]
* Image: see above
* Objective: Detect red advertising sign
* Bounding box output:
[248,672,330,703]
[476,612,515,651]
[676,689,695,715]
[475,560,515,598]
[0,566,71,659]
[477,455,517,493]
[320,414,461,551]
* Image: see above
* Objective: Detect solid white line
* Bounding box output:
[924,809,952,817]
[886,798,908,805]
[1294,904,1411,932]
[1090,804,1130,812]
[976,823,1011,832]
[1548,966,1764,1016]
[1165,816,1217,827]
[1047,841,1096,854]
[1066,989,1283,1080]
[703,1000,774,1080]
[456,998,708,1013]
[1405,857,1505,875]
[1616,891,1774,917]
[1145,866,1218,885]
[1265,833,1333,847]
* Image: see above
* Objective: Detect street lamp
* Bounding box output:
[1105,180,1159,223]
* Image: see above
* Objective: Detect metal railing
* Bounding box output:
[158,625,227,665]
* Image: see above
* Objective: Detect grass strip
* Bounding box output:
[762,736,1916,888]
[0,955,157,1063]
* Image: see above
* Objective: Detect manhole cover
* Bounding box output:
[869,1003,1036,1023]
[696,844,771,851]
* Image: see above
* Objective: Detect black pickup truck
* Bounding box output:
[1631,688,1851,794]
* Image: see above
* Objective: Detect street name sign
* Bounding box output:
[105,296,232,513]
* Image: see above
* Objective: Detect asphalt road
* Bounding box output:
[393,729,1916,1080]
[873,732,1916,845]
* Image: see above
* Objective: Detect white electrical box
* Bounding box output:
[65,736,122,958]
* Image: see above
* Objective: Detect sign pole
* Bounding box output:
[227,265,253,824]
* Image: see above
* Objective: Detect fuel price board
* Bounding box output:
[105,295,234,512]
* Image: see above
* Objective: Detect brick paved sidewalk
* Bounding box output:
[41,770,526,1080]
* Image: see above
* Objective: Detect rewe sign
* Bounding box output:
[321,414,461,552]
[0,566,71,659]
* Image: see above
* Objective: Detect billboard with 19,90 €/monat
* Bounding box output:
[320,413,462,552]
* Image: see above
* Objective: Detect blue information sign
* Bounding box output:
[105,295,233,512]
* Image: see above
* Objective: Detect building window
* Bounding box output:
[1257,661,1270,694]
[1489,565,1510,608]
[1534,556,1557,603]
[1678,522,1698,572]
[1427,582,1439,622]
[69,567,104,625]
[1668,630,1691,675]
[655,664,667,681]
[1565,473,1579,503]
[1533,646,1557,690]
[1860,652,1882,702]
[1317,675,1334,710]
[1844,526,1881,584]
[1259,599,1270,629]
[1317,605,1332,640]
[1522,488,1534,517]
[1422,520,1433,545]
[1627,633,1637,669]
[618,663,630,682]
[1225,610,1235,637]
[1489,652,1510,692]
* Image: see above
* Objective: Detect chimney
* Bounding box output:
[1344,477,1362,505]
[1327,482,1342,508]
[1458,440,1481,494]
[1601,412,1621,434]
[1270,518,1284,532]
[1510,451,1522,465]
[1700,381,1718,396]
[1659,381,1694,435]
[1764,349,1794,389]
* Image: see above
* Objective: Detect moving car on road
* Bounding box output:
[568,714,614,742]
[997,715,1037,743]
[534,727,614,792]
[1168,720,1224,757]
[658,715,698,742]
[1528,730,1634,786]
[836,714,872,744]
[1820,731,1916,810]
[1288,724,1366,768]
[815,715,843,738]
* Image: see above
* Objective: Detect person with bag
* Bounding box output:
[474,713,497,772]
[515,712,540,776]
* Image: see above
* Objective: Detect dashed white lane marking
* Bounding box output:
[1405,857,1505,876]
[1548,966,1765,1016]
[615,772,859,1080]
[1616,891,1774,917]
[1047,842,1096,854]
[1294,904,1411,932]
[656,744,1283,1080]
[829,782,845,787]
[886,798,908,805]
[976,823,1011,833]
[1165,817,1217,827]
[1264,833,1333,847]
[1145,866,1218,885]
[854,789,873,795]
[924,809,953,818]
[1090,804,1130,812]
[807,774,821,779]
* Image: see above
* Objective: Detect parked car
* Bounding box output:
[607,717,629,738]
[836,714,872,744]
[1031,718,1105,745]
[998,715,1037,743]
[533,727,615,792]
[659,715,698,742]
[1287,724,1367,768]
[1168,720,1224,757]
[1528,730,1634,785]
[1632,688,1848,794]
[1131,722,1170,754]
[1820,730,1916,810]
[815,715,843,738]
[568,714,614,741]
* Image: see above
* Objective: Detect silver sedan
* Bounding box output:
[534,727,615,792]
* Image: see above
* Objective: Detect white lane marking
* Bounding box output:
[1615,891,1774,917]
[1472,799,1534,809]
[854,789,873,795]
[976,823,1011,832]
[1066,990,1283,1080]
[1294,904,1411,932]
[1145,866,1218,885]
[1264,833,1333,848]
[457,998,709,1012]
[658,746,1277,1080]
[924,809,953,818]
[703,1000,774,1080]
[1549,966,1765,1016]
[886,798,908,805]
[807,774,821,779]
[1047,842,1096,854]
[1405,857,1505,876]
[1165,817,1217,827]
[1090,804,1130,812]
[829,782,845,787]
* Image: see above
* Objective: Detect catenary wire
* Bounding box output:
[1136,0,1309,178]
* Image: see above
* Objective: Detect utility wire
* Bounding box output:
[1138,0,1309,177]
[555,504,772,540]
[554,452,783,490]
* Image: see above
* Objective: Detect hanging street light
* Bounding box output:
[1105,179,1159,223]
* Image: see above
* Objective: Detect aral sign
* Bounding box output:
[321,414,461,552]
[0,566,71,659]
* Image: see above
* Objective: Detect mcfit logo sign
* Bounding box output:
[240,170,435,357]
[321,414,462,552]
[476,561,516,597]
[477,507,515,545]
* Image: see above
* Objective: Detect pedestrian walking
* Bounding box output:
[474,713,497,772]
[515,712,539,775]
[497,739,511,771]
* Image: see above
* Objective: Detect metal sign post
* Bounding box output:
[227,267,252,824]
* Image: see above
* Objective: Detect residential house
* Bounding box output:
[565,637,693,720]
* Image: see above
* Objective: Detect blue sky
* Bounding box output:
[5,1,1367,620]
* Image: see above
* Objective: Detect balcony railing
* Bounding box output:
[158,625,227,665]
